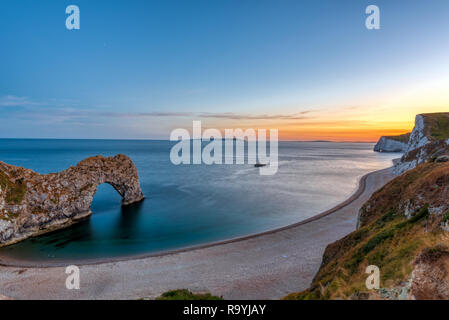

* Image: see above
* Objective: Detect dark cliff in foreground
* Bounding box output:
[285,161,449,300]
[285,112,449,300]
[0,154,144,246]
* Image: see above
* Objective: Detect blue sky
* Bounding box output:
[1,0,449,140]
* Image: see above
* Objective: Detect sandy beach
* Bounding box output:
[0,166,394,300]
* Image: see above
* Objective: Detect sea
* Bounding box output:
[0,139,400,263]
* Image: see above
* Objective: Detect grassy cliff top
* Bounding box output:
[421,112,449,141]
[0,170,26,204]
[383,132,411,143]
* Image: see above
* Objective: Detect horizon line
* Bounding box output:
[0,137,378,143]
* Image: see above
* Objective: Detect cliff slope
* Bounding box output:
[0,154,144,246]
[284,161,449,300]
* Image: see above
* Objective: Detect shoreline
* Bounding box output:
[0,165,395,299]
[0,167,394,300]
[1,167,375,268]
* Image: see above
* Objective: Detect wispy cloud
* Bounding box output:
[0,94,419,141]
[0,95,43,107]
[93,111,312,120]
[0,95,314,121]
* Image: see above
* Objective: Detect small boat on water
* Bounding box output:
[254,162,267,168]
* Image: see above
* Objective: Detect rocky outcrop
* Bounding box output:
[0,154,144,246]
[374,134,410,152]
[394,113,449,175]
[409,246,449,299]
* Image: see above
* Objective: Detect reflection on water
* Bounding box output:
[114,200,145,240]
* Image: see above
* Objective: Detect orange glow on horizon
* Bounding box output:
[165,101,447,143]
[203,119,416,142]
[203,101,448,142]
[277,127,413,142]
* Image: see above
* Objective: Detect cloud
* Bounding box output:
[92,110,312,120]
[0,95,44,107]
[0,93,317,125]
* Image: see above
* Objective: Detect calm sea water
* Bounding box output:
[0,139,400,263]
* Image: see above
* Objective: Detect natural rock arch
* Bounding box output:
[0,154,144,246]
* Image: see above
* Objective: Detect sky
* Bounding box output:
[0,0,448,141]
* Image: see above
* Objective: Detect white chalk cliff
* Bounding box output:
[393,113,449,175]
[374,135,409,152]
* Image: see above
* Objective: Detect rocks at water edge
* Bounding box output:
[0,154,144,247]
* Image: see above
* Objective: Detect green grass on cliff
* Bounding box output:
[428,113,449,140]
[155,289,223,300]
[283,160,449,300]
[386,133,411,143]
[283,206,437,300]
[0,170,26,204]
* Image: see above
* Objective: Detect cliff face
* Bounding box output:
[283,112,449,300]
[394,113,449,175]
[0,154,144,246]
[284,162,449,300]
[374,134,410,152]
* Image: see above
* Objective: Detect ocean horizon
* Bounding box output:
[0,138,379,143]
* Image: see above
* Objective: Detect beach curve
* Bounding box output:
[0,166,394,299]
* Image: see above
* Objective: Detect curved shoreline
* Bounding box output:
[1,166,379,268]
[0,165,395,299]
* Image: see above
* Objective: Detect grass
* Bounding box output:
[292,163,448,299]
[285,202,437,299]
[442,212,449,223]
[0,170,26,204]
[155,289,223,300]
[408,205,429,223]
[386,133,411,143]
[428,114,449,140]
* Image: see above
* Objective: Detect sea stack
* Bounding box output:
[0,154,144,247]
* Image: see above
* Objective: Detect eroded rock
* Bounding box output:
[0,154,144,246]
[410,246,449,299]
